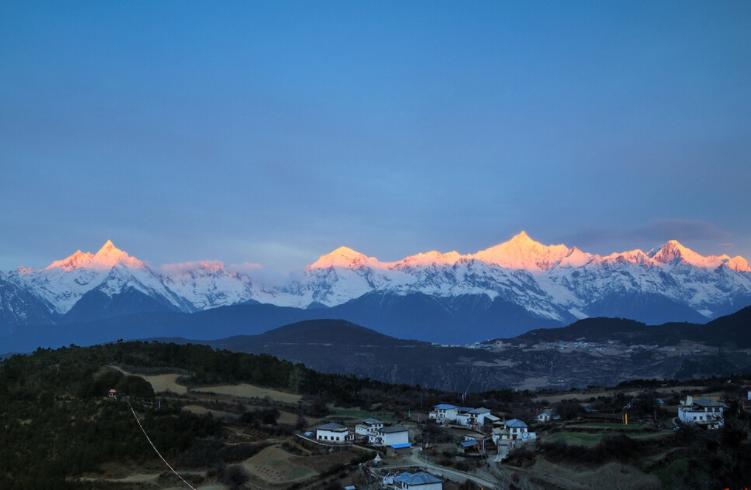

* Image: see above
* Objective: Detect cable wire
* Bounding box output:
[127,400,197,490]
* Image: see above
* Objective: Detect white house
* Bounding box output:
[678,396,726,429]
[504,419,536,441]
[430,404,495,429]
[429,403,458,423]
[316,423,351,443]
[455,407,491,428]
[384,471,442,490]
[369,425,410,448]
[355,418,384,437]
[536,409,558,423]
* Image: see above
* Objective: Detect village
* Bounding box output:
[102,366,751,490]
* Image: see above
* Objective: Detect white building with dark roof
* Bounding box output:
[430,403,495,429]
[536,408,558,423]
[678,395,726,429]
[316,422,351,443]
[369,425,410,448]
[355,418,384,436]
[456,407,491,427]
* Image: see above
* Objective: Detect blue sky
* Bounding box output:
[1,1,749,271]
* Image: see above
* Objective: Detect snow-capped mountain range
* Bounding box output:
[2,232,750,336]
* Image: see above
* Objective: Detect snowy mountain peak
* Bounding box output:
[471,231,573,271]
[91,240,144,269]
[308,246,380,270]
[650,240,712,267]
[510,230,533,242]
[397,250,463,267]
[644,240,751,271]
[46,249,95,271]
[44,240,144,272]
[722,255,751,272]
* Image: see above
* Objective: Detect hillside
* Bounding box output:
[511,306,751,348]
[158,307,751,391]
[0,341,427,489]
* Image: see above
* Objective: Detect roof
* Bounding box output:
[461,439,479,448]
[485,414,501,421]
[434,403,457,410]
[693,398,727,408]
[361,418,382,425]
[506,418,528,429]
[468,407,491,414]
[394,471,442,485]
[318,423,348,431]
[381,425,408,433]
[390,442,412,449]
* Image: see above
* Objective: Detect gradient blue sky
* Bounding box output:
[1,1,750,271]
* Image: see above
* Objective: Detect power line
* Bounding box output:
[127,400,197,490]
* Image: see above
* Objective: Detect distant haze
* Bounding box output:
[1,2,749,271]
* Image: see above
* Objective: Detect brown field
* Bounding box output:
[142,373,189,394]
[277,410,299,425]
[192,384,302,403]
[108,366,188,394]
[524,459,661,490]
[242,446,317,484]
[182,404,238,420]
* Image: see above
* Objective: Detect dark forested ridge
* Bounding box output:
[510,305,751,348]
[149,307,751,391]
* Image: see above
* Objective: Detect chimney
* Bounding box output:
[685,395,693,406]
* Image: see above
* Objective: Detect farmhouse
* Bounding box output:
[678,395,726,429]
[456,407,491,427]
[505,419,533,440]
[429,403,495,429]
[369,425,410,448]
[315,422,351,443]
[384,471,442,490]
[355,417,384,436]
[536,408,558,423]
[429,403,458,423]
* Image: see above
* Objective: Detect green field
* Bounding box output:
[330,406,395,422]
[566,422,649,431]
[546,431,604,447]
[653,458,690,489]
[546,428,673,447]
